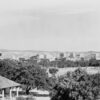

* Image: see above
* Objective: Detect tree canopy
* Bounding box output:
[0,59,56,94]
[51,68,100,100]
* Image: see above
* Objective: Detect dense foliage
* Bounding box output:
[50,58,100,68]
[19,54,100,68]
[50,68,100,100]
[0,59,56,94]
[0,54,100,97]
[49,68,58,75]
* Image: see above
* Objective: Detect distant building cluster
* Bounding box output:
[63,51,100,61]
[37,51,100,61]
[0,51,100,61]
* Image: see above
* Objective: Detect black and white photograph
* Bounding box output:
[0,0,100,100]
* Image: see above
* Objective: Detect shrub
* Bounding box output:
[26,96,35,100]
[16,96,35,100]
[49,68,58,75]
[16,97,25,100]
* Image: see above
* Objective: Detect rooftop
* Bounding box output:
[0,75,20,89]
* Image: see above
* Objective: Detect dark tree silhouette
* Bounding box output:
[51,68,100,100]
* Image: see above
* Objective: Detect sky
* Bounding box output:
[0,0,100,51]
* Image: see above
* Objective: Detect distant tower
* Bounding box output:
[44,54,47,59]
[0,53,2,56]
[69,52,74,59]
[59,53,64,59]
[0,53,2,59]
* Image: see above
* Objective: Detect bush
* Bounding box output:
[26,96,35,100]
[49,68,58,75]
[16,97,25,100]
[16,96,35,100]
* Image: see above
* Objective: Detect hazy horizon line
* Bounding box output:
[0,48,100,53]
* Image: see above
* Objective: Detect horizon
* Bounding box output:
[0,0,100,51]
[0,48,100,53]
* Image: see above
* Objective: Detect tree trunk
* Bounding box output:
[26,89,30,95]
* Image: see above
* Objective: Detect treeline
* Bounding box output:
[18,54,100,68]
[50,58,100,67]
[36,57,100,68]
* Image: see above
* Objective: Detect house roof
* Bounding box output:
[0,76,20,89]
